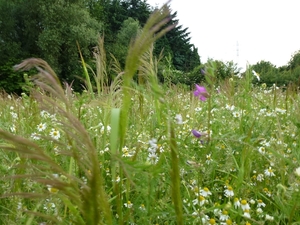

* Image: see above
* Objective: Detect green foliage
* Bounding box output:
[0,59,25,95]
[113,17,141,66]
[37,1,101,88]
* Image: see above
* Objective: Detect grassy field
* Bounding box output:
[1,4,300,225]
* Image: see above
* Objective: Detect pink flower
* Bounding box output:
[194,84,208,101]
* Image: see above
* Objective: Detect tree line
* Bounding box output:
[1,0,300,94]
[0,0,200,93]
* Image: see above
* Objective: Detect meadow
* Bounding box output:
[1,4,300,225]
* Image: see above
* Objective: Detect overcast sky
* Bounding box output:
[147,0,300,70]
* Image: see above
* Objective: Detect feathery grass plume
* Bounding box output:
[3,58,113,224]
[119,1,175,149]
[89,36,109,97]
[137,44,164,121]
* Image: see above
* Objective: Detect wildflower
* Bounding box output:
[225,104,235,111]
[224,186,234,198]
[265,214,274,221]
[50,128,60,140]
[147,152,159,164]
[206,154,213,164]
[192,195,207,206]
[194,84,208,101]
[149,138,157,149]
[40,110,50,118]
[124,201,133,208]
[233,198,240,209]
[295,167,300,177]
[10,125,16,133]
[209,218,216,224]
[258,147,266,155]
[256,207,263,214]
[219,210,229,221]
[115,175,120,183]
[263,188,272,197]
[252,70,260,81]
[201,214,210,223]
[232,110,241,118]
[200,187,212,197]
[257,199,266,208]
[243,209,251,218]
[139,204,146,211]
[264,167,275,177]
[43,199,56,211]
[249,199,255,205]
[225,219,233,225]
[47,185,59,194]
[175,114,183,124]
[10,112,18,119]
[240,200,250,211]
[37,123,47,132]
[256,173,264,182]
[191,129,202,138]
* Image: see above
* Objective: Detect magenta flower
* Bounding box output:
[191,129,202,138]
[194,84,208,101]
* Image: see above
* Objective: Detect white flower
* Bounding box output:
[243,209,251,218]
[258,146,266,155]
[225,104,235,111]
[256,208,263,214]
[37,123,47,132]
[31,132,40,140]
[224,186,234,197]
[175,114,183,124]
[240,200,250,211]
[257,199,266,208]
[265,214,274,221]
[234,198,240,209]
[264,167,275,177]
[200,187,212,197]
[232,110,242,118]
[295,167,300,177]
[205,154,213,165]
[40,110,50,118]
[124,201,133,208]
[50,128,60,140]
[192,195,207,206]
[256,173,264,182]
[219,210,229,221]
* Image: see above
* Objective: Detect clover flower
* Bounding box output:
[194,84,208,101]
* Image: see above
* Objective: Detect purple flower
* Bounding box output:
[191,129,202,138]
[194,84,208,101]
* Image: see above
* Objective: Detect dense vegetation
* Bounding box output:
[1,2,300,225]
[0,0,201,93]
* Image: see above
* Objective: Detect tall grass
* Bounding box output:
[1,2,300,225]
